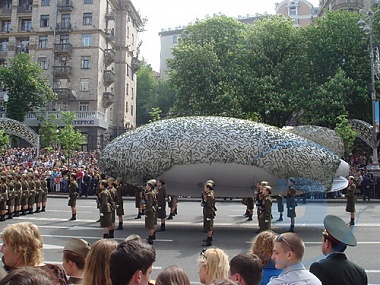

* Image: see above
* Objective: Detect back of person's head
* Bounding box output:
[229,253,263,285]
[1,222,43,267]
[250,231,277,267]
[209,279,238,285]
[110,239,156,285]
[155,265,190,285]
[197,248,229,281]
[82,239,118,285]
[275,233,305,261]
[0,266,53,285]
[63,238,91,270]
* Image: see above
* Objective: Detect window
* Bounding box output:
[79,101,90,111]
[58,103,67,111]
[40,15,49,27]
[60,35,69,44]
[61,14,71,29]
[131,87,134,99]
[126,83,129,95]
[2,21,11,33]
[41,0,50,5]
[82,34,91,46]
[125,102,129,113]
[38,36,48,48]
[80,79,89,91]
[131,105,133,116]
[127,26,129,38]
[37,57,48,70]
[0,40,8,53]
[289,7,297,16]
[84,0,93,3]
[81,57,90,69]
[83,13,92,26]
[294,18,299,25]
[21,19,32,32]
[59,56,68,66]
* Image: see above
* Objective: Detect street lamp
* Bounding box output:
[358,8,380,176]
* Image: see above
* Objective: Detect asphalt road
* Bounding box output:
[0,197,379,284]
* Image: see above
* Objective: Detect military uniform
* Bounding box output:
[202,190,216,233]
[20,174,29,215]
[345,183,356,213]
[259,194,272,232]
[145,189,157,231]
[99,188,112,228]
[41,175,48,211]
[27,175,36,214]
[286,186,297,218]
[34,175,43,212]
[13,175,22,217]
[115,183,124,217]
[6,176,14,219]
[0,177,8,221]
[68,180,78,207]
[157,184,167,220]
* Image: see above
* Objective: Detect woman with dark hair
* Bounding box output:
[0,266,53,285]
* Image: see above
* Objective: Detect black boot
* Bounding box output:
[103,233,109,239]
[276,214,283,221]
[167,213,173,220]
[141,209,145,215]
[153,231,156,240]
[6,213,13,219]
[109,230,114,238]
[347,218,355,226]
[157,224,166,232]
[69,214,76,221]
[135,213,142,219]
[28,208,33,214]
[289,225,295,232]
[41,206,45,212]
[203,236,213,242]
[116,222,123,230]
[243,209,249,217]
[21,210,27,216]
[14,211,19,217]
[34,207,40,213]
[246,214,252,221]
[0,215,5,221]
[174,208,177,215]
[202,236,213,246]
[147,235,154,245]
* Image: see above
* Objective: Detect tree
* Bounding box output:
[136,61,156,126]
[0,53,56,122]
[57,112,85,161]
[335,114,358,157]
[39,113,59,150]
[0,130,9,154]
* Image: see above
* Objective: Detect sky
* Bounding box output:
[132,0,319,72]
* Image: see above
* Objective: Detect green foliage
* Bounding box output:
[0,53,56,122]
[149,107,162,122]
[57,112,85,158]
[335,114,358,156]
[39,113,59,148]
[0,130,9,153]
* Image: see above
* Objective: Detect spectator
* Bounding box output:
[62,238,91,284]
[155,265,191,285]
[197,248,229,285]
[0,222,68,285]
[82,239,118,285]
[309,215,367,285]
[249,231,282,285]
[109,239,156,285]
[228,253,263,285]
[0,266,53,285]
[268,232,321,285]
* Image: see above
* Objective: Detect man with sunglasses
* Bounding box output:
[268,232,321,285]
[309,215,367,285]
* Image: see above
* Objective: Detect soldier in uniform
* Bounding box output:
[202,180,216,246]
[346,176,356,226]
[13,174,22,217]
[0,176,8,221]
[27,174,36,214]
[145,179,157,245]
[286,177,297,232]
[107,177,117,238]
[99,180,112,238]
[310,215,367,285]
[258,185,272,232]
[20,174,29,216]
[115,177,124,230]
[246,196,254,221]
[167,195,178,220]
[5,175,14,219]
[41,172,48,212]
[34,173,42,213]
[134,187,143,219]
[156,179,167,232]
[68,173,78,221]
[255,181,268,233]
[276,194,284,221]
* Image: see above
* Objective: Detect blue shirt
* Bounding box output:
[267,263,321,285]
[262,261,282,285]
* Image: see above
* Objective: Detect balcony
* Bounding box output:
[15,45,29,54]
[56,22,72,32]
[52,66,71,78]
[57,0,73,11]
[53,43,72,55]
[131,57,140,73]
[0,8,11,16]
[17,6,32,14]
[23,111,108,129]
[105,9,115,21]
[104,49,115,66]
[53,88,72,101]
[103,70,115,86]
[104,28,115,42]
[103,92,114,108]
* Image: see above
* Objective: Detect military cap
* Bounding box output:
[64,238,91,259]
[147,179,156,186]
[323,215,357,246]
[204,180,215,187]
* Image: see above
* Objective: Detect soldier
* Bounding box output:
[115,177,124,230]
[286,177,297,232]
[107,177,117,238]
[0,177,8,221]
[99,180,112,238]
[246,197,254,221]
[134,187,143,219]
[20,174,29,215]
[202,180,216,246]
[145,179,157,245]
[34,173,42,213]
[276,194,284,221]
[167,195,178,220]
[258,185,272,232]
[27,174,36,214]
[346,176,356,226]
[41,172,48,212]
[68,173,78,221]
[156,179,167,232]
[5,175,14,219]
[255,181,268,233]
[13,174,22,217]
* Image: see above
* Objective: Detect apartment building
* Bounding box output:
[318,0,378,15]
[0,0,142,150]
[275,0,319,27]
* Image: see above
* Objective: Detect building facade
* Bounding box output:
[0,0,142,150]
[275,0,319,27]
[318,0,377,15]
